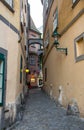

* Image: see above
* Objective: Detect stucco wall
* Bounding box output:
[43,14,84,115]
[0,21,19,103]
[0,0,20,30]
[43,0,84,116]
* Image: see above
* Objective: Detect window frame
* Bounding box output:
[0,54,5,106]
[72,0,80,8]
[46,0,49,10]
[74,32,84,62]
[29,55,36,66]
[1,0,14,13]
[53,8,58,32]
[5,0,13,8]
[44,31,50,48]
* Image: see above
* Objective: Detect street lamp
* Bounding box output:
[52,29,68,55]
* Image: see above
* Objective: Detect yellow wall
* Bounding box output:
[43,0,84,116]
[0,0,26,104]
[0,0,20,30]
[0,21,18,103]
[15,0,28,100]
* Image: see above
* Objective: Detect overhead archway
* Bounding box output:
[28,38,43,46]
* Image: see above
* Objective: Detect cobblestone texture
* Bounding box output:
[11,88,84,130]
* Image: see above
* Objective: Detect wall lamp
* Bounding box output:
[52,29,68,55]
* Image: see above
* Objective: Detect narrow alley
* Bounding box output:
[10,89,84,130]
[0,0,84,130]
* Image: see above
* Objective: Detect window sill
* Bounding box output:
[75,55,84,62]
[1,0,14,13]
[72,0,80,8]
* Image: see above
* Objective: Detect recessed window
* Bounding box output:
[5,0,13,8]
[72,0,80,8]
[53,9,58,31]
[44,31,49,48]
[29,56,36,66]
[72,0,77,3]
[74,32,84,62]
[1,0,14,12]
[45,68,47,82]
[46,0,48,10]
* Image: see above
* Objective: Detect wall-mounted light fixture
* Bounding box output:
[52,29,68,55]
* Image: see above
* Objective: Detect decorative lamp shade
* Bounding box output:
[52,29,60,38]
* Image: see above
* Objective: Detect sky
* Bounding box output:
[28,0,43,28]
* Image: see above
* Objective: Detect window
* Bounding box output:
[72,0,80,8]
[72,0,77,3]
[53,9,58,31]
[20,56,23,83]
[44,31,49,48]
[74,32,84,62]
[0,54,5,106]
[25,5,26,13]
[29,56,36,66]
[45,68,47,82]
[1,0,14,12]
[5,0,13,8]
[46,0,48,9]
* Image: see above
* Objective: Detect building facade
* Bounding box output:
[0,0,29,129]
[41,0,84,116]
[27,15,42,88]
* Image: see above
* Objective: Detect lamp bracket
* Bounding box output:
[56,47,68,55]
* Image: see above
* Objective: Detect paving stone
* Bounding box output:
[11,88,84,130]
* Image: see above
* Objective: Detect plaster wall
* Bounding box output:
[0,0,20,30]
[0,21,19,103]
[43,0,84,115]
[43,14,84,115]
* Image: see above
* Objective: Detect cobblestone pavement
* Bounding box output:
[12,88,84,130]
